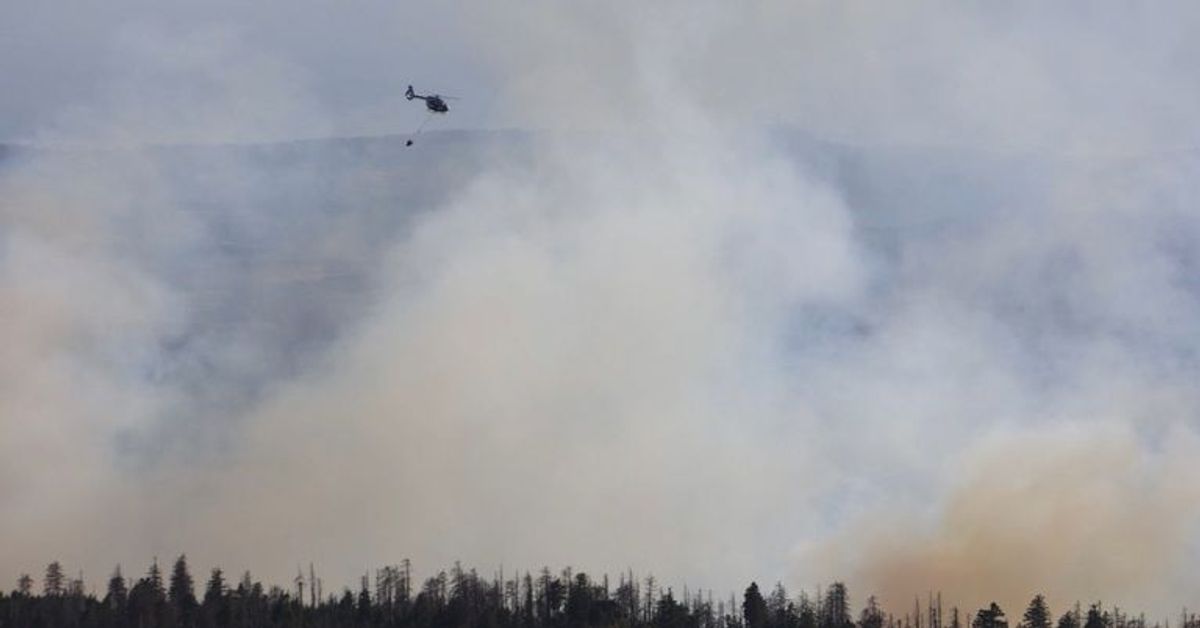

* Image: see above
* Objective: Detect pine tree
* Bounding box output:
[768,583,792,628]
[524,572,536,625]
[798,593,818,628]
[821,583,850,628]
[974,604,1008,628]
[129,562,168,628]
[743,583,768,628]
[148,557,165,595]
[106,565,128,610]
[1024,596,1051,628]
[17,574,33,596]
[44,561,65,596]
[1085,605,1108,628]
[200,568,227,628]
[656,589,696,628]
[170,554,199,628]
[861,597,886,628]
[203,568,225,606]
[358,574,373,622]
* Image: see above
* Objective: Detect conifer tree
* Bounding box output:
[821,583,850,628]
[358,574,373,623]
[17,573,33,596]
[973,603,1007,628]
[203,568,226,606]
[106,565,128,610]
[1085,604,1108,628]
[862,596,886,628]
[797,593,818,628]
[170,554,199,628]
[743,583,768,628]
[149,557,165,595]
[44,561,65,596]
[201,567,229,628]
[1024,596,1051,628]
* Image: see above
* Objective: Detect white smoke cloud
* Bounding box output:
[2,1,1200,618]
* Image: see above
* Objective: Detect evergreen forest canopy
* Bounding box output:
[3,557,1196,628]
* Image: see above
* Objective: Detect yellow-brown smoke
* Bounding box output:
[808,423,1200,617]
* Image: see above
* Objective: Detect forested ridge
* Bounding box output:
[2,557,1195,628]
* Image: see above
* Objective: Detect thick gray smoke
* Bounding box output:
[3,1,1200,617]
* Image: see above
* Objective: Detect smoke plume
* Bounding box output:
[2,1,1200,617]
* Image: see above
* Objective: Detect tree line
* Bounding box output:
[1,557,1195,628]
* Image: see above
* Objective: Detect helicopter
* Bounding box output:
[405,85,456,146]
[406,84,451,113]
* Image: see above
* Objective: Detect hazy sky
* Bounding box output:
[3,1,1200,619]
[0,1,499,141]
